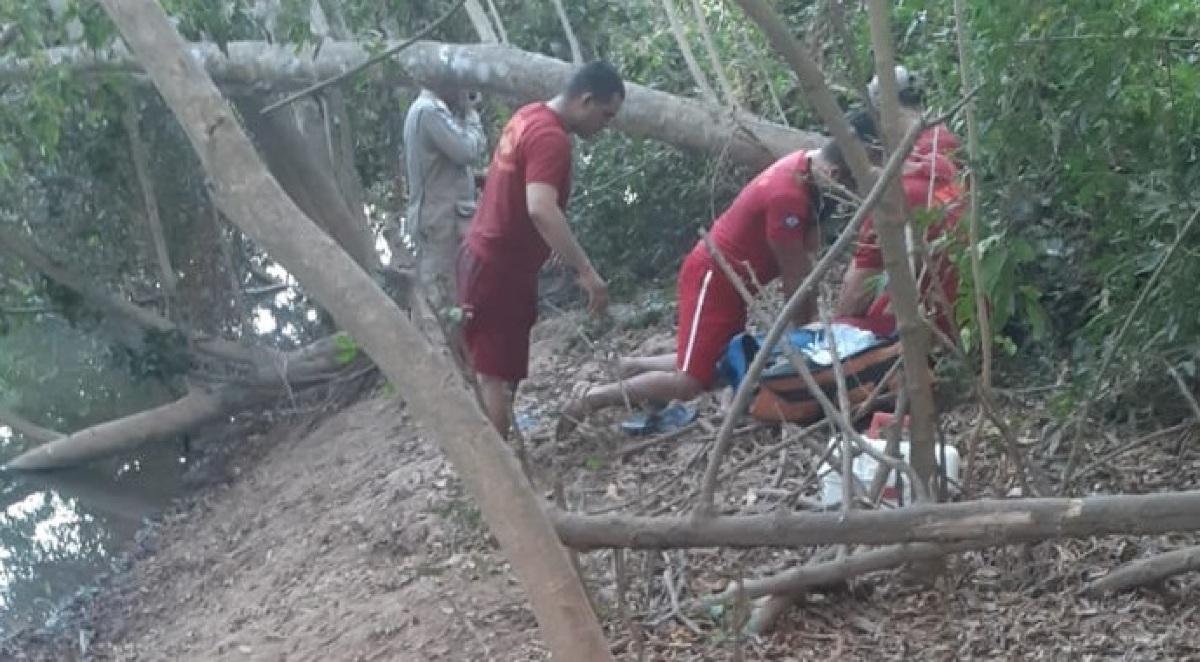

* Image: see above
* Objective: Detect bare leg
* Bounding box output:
[617,352,677,378]
[478,373,515,439]
[558,369,705,441]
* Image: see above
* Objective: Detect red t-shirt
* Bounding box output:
[466,103,571,274]
[851,128,964,337]
[703,150,817,285]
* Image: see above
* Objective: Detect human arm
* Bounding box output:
[765,193,819,325]
[420,102,486,166]
[527,182,607,315]
[836,216,885,316]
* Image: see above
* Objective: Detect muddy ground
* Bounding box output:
[6,311,1200,660]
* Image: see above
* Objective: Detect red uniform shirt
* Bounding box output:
[705,150,818,285]
[850,126,964,337]
[466,103,571,274]
[674,151,818,388]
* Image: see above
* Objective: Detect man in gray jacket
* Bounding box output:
[403,85,486,315]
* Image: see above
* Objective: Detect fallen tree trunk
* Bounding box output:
[0,40,824,169]
[1086,545,1200,596]
[98,1,613,658]
[0,406,62,445]
[5,389,231,471]
[552,491,1200,550]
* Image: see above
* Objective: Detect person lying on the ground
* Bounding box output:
[556,131,857,438]
[459,61,625,438]
[836,80,966,340]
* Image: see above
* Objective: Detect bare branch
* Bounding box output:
[259,0,467,115]
[553,490,1200,550]
[550,0,583,64]
[662,0,718,103]
[1086,545,1200,595]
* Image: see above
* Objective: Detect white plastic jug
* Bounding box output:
[818,436,960,508]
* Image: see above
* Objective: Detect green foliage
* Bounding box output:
[333,332,359,365]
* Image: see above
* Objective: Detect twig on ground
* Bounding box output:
[1085,545,1200,596]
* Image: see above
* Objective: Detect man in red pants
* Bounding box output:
[557,132,857,435]
[459,61,625,437]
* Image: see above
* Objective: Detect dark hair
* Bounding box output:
[565,60,625,102]
[821,108,881,170]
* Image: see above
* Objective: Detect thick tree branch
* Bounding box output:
[554,491,1200,550]
[0,40,823,169]
[550,0,583,64]
[0,406,63,445]
[6,389,231,471]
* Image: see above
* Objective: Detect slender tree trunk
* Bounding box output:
[0,406,62,444]
[550,0,584,64]
[238,94,379,273]
[864,0,938,490]
[96,2,613,659]
[662,0,719,103]
[123,103,177,299]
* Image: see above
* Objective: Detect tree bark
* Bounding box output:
[123,103,178,299]
[552,491,1200,550]
[2,40,823,169]
[549,0,583,64]
[1086,545,1200,595]
[0,406,63,445]
[238,94,379,272]
[463,0,500,44]
[96,2,614,659]
[662,0,718,103]
[864,0,938,497]
[6,389,231,471]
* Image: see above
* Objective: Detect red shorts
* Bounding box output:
[457,245,539,382]
[675,249,747,388]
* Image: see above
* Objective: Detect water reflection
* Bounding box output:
[0,438,185,635]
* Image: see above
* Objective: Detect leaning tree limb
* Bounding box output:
[553,490,1200,551]
[1085,545,1200,596]
[5,335,366,471]
[0,40,823,169]
[6,389,233,471]
[0,406,62,445]
[97,1,613,659]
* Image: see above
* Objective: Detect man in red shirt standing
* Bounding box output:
[459,61,625,437]
[558,140,849,434]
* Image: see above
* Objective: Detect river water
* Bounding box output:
[0,431,186,636]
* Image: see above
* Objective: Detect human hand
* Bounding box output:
[578,269,609,317]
